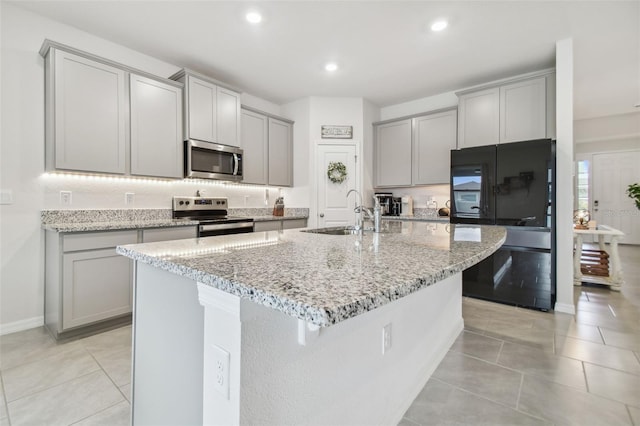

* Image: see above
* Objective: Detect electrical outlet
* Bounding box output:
[0,189,13,205]
[60,191,72,205]
[211,345,230,399]
[382,323,392,354]
[125,192,135,205]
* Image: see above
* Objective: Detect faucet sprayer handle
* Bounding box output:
[373,196,381,208]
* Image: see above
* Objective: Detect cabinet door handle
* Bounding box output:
[319,213,325,218]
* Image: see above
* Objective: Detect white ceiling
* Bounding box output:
[9,0,640,120]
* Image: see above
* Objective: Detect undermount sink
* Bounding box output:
[301,226,361,235]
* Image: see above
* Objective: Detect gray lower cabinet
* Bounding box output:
[46,230,137,338]
[141,226,197,243]
[62,247,133,330]
[45,225,197,338]
[253,219,307,232]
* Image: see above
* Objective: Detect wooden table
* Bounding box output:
[573,225,625,291]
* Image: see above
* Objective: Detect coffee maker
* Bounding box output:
[374,193,393,216]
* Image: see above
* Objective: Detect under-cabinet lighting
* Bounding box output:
[153,238,279,257]
[40,172,285,191]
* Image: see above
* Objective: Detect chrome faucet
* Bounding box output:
[347,190,381,233]
[346,189,366,231]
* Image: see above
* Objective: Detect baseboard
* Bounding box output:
[0,316,44,336]
[554,302,576,315]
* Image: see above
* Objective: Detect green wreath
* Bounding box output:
[327,161,348,184]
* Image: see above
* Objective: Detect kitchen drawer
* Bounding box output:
[254,221,282,232]
[142,226,197,243]
[282,219,307,230]
[63,230,138,252]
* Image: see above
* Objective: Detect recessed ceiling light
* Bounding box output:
[246,12,262,24]
[431,20,448,32]
[325,62,338,72]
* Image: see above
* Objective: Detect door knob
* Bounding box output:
[319,213,325,218]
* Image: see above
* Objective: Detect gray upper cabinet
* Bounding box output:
[241,108,269,185]
[412,109,458,185]
[375,119,412,187]
[499,77,546,143]
[457,87,500,149]
[457,71,555,148]
[46,48,127,174]
[268,117,293,187]
[217,87,242,146]
[130,74,183,178]
[41,40,185,179]
[186,76,217,143]
[172,69,242,147]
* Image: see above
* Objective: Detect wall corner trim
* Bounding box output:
[554,302,576,315]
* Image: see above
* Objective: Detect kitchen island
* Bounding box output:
[117,221,505,425]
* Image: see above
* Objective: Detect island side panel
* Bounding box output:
[199,272,463,425]
[132,262,204,426]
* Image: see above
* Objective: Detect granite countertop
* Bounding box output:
[117,221,505,327]
[41,208,309,232]
[43,219,200,232]
[251,215,308,222]
[382,215,449,223]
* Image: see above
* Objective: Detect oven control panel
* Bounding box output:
[173,196,228,212]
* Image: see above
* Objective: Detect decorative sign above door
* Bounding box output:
[321,125,353,139]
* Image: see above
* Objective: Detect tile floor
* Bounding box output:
[0,244,638,425]
[401,243,640,426]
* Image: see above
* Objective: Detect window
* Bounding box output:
[576,160,589,210]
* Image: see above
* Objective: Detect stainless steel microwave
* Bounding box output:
[185,140,243,181]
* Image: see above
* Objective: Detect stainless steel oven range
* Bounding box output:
[172,196,254,237]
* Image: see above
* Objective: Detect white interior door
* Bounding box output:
[317,144,358,228]
[592,151,640,245]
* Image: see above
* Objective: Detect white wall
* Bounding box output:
[554,38,575,315]
[0,3,292,332]
[379,91,458,121]
[362,99,380,203]
[575,111,640,154]
[280,97,311,208]
[282,96,379,228]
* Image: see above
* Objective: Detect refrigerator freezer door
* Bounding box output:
[450,145,496,224]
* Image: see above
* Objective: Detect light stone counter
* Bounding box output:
[117,221,505,327]
[41,208,308,232]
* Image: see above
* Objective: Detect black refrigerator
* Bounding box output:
[450,139,556,311]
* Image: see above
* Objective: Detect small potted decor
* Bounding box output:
[627,183,640,210]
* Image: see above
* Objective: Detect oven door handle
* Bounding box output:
[233,154,239,176]
[200,222,254,232]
